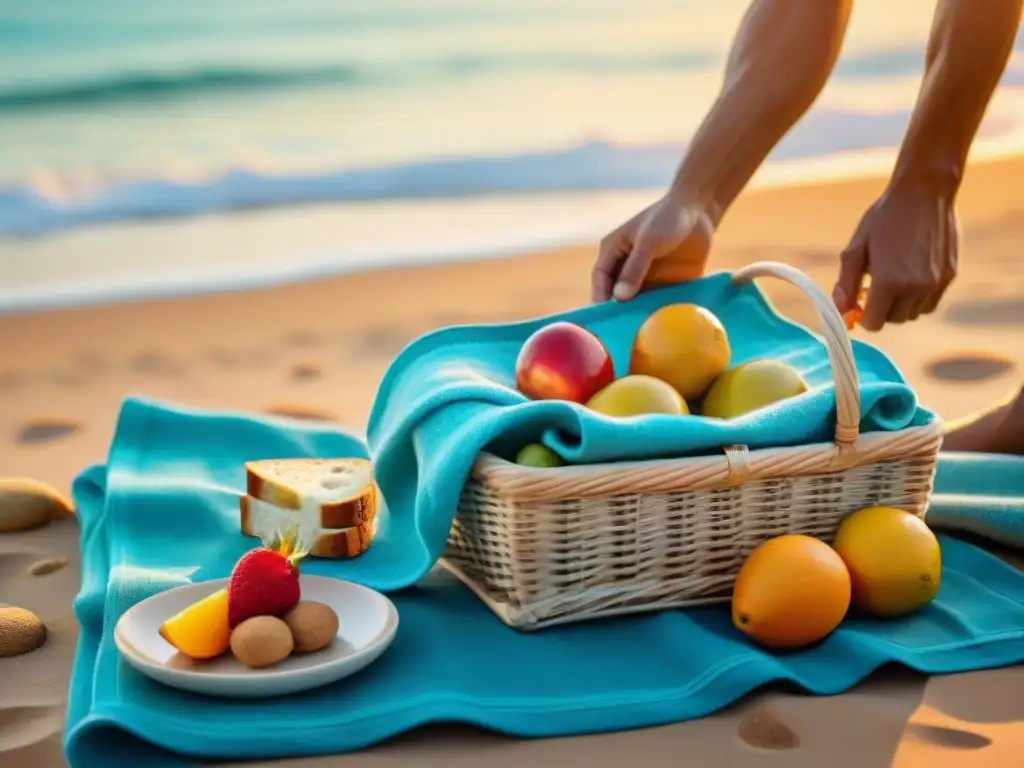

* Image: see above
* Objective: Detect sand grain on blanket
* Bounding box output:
[737,706,800,750]
[14,419,81,446]
[0,478,73,532]
[925,353,1017,383]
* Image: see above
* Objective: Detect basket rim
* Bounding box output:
[470,418,944,502]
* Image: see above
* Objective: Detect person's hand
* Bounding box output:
[832,180,959,331]
[591,195,716,303]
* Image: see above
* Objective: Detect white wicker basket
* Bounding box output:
[440,262,944,631]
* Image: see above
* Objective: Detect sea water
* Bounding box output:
[2,0,1024,308]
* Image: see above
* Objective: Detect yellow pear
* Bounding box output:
[586,375,689,418]
[701,359,808,419]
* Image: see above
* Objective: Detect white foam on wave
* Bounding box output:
[0,104,952,236]
[5,126,1024,315]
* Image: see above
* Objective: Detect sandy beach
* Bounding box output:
[2,156,1024,767]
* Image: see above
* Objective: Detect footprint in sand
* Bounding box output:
[130,350,185,377]
[902,723,991,750]
[0,371,26,391]
[737,706,800,750]
[283,330,326,349]
[14,419,81,446]
[0,705,64,752]
[203,347,275,369]
[73,351,106,374]
[924,352,1016,383]
[944,297,1024,326]
[48,370,85,388]
[350,324,413,359]
[289,363,323,382]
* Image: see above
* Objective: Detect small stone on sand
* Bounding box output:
[15,419,81,445]
[737,706,800,750]
[29,557,69,577]
[0,478,74,533]
[0,606,47,658]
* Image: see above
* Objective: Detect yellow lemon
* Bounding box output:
[732,534,851,650]
[832,506,941,617]
[701,359,808,419]
[586,374,689,418]
[629,304,730,400]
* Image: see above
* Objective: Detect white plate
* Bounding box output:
[114,575,399,698]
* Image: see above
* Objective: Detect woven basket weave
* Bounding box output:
[439,262,943,631]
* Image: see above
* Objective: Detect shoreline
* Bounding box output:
[6,129,1024,316]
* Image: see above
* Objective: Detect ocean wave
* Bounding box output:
[0,65,365,111]
[0,51,713,112]
[0,106,916,236]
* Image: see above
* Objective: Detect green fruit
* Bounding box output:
[701,359,808,419]
[515,443,565,468]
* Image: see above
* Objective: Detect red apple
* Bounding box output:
[515,321,615,403]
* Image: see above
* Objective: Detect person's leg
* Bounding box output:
[942,384,1024,454]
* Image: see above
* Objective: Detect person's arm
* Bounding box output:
[833,0,1023,329]
[592,0,852,302]
[670,0,853,225]
[890,0,1023,199]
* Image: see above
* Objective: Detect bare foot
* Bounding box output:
[943,385,1024,455]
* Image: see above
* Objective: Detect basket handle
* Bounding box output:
[731,261,861,446]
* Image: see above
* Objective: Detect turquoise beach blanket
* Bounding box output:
[67,275,1024,767]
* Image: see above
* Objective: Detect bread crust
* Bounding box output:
[239,495,375,559]
[244,458,377,529]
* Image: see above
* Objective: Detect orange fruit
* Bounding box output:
[585,374,689,418]
[629,304,730,400]
[732,534,851,650]
[158,588,231,659]
[832,506,941,617]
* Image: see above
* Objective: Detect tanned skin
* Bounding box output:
[592,0,1024,454]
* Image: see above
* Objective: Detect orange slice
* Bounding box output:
[158,588,231,659]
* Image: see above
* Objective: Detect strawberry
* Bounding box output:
[227,528,307,628]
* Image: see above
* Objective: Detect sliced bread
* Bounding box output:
[244,458,376,529]
[239,495,376,559]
